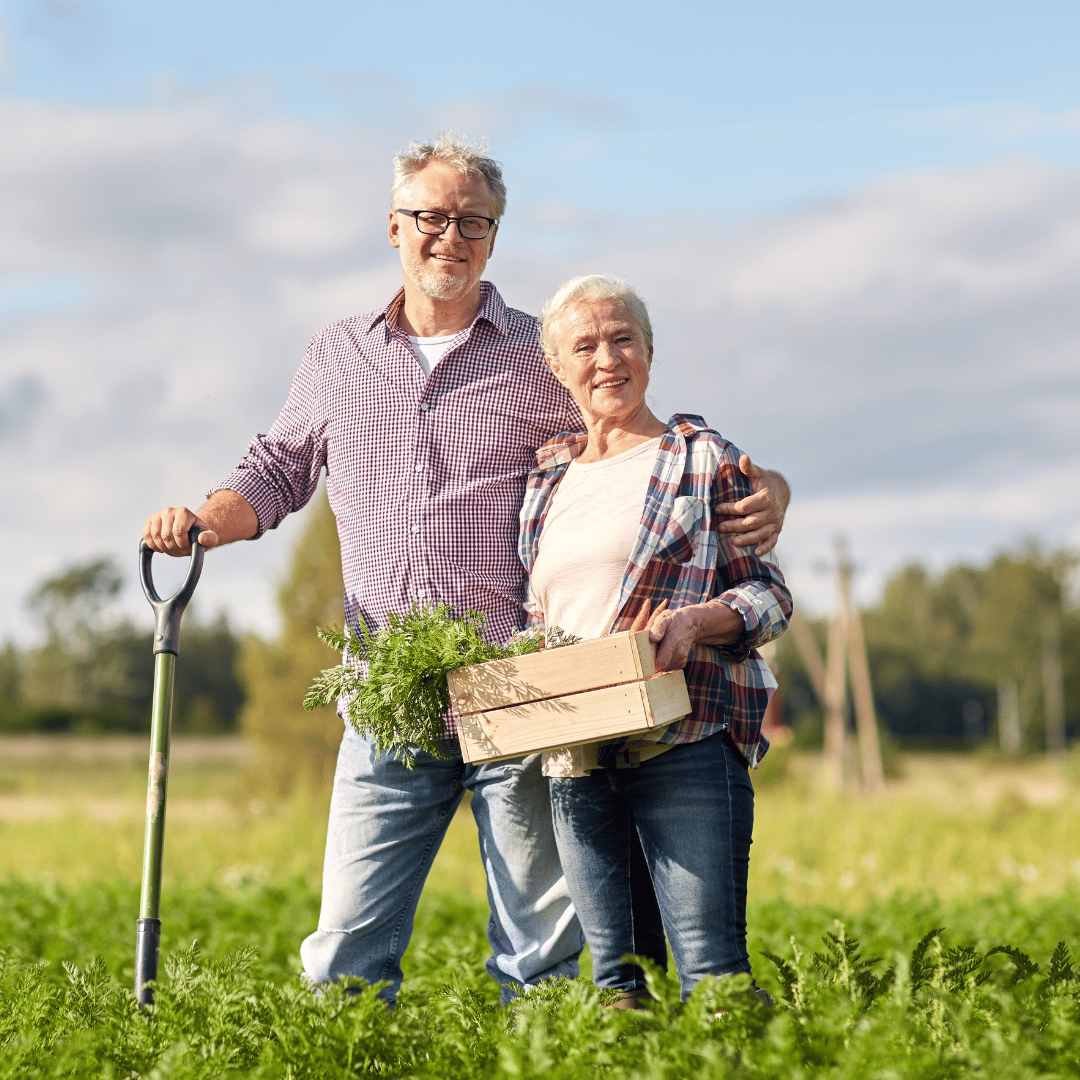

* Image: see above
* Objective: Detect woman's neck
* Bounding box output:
[577,406,667,463]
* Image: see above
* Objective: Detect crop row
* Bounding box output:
[1,879,1078,1078]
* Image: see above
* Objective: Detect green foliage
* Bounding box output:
[238,487,346,796]
[1,555,246,735]
[26,558,123,640]
[0,878,1079,1077]
[866,545,1078,748]
[779,543,1079,750]
[306,605,574,768]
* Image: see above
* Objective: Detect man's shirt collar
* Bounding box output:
[367,280,509,338]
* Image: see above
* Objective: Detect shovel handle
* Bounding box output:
[139,525,206,654]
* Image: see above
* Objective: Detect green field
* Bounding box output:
[1,738,1079,1077]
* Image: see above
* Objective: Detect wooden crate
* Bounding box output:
[447,630,691,764]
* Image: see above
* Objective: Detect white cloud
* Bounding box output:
[779,455,1080,617]
[912,106,1080,140]
[1,96,1078,644]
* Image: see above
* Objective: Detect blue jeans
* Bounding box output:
[549,731,754,1001]
[300,725,583,1004]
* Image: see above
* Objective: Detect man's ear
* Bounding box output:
[486,222,498,259]
[388,210,402,249]
[544,352,566,385]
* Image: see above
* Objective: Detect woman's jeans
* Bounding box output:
[549,730,754,1001]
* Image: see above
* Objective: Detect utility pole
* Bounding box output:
[997,679,1021,753]
[814,538,886,794]
[788,613,827,704]
[820,561,849,793]
[1041,610,1066,755]
[846,586,885,793]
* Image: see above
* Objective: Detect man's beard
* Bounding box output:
[402,252,474,302]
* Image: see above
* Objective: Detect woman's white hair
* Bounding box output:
[539,275,653,360]
[391,134,507,220]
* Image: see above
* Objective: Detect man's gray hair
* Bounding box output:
[539,275,653,360]
[391,134,507,220]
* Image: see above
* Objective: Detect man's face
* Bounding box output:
[388,162,498,304]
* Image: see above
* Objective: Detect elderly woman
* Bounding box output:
[518,275,792,1007]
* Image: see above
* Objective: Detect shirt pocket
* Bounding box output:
[652,496,705,564]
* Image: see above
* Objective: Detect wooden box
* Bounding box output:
[447,630,691,764]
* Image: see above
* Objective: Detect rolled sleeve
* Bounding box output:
[718,570,792,650]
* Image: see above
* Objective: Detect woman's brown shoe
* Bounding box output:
[605,990,652,1010]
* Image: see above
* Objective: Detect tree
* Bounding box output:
[0,644,21,725]
[3,557,246,735]
[18,557,133,729]
[239,486,344,796]
[779,544,1078,751]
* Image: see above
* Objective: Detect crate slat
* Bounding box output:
[456,670,691,764]
[447,630,655,716]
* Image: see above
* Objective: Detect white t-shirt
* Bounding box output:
[407,334,455,375]
[530,436,662,642]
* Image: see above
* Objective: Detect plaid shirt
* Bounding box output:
[519,415,792,768]
[215,282,580,736]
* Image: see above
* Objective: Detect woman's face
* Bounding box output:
[547,299,653,424]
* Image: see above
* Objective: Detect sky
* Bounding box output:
[1,0,1079,643]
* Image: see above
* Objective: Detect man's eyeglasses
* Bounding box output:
[395,209,497,240]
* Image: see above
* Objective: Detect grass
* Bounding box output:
[750,746,1080,907]
[2,738,1078,906]
[2,737,1079,1076]
[1,878,1078,1077]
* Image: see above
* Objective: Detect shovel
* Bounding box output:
[134,525,205,1006]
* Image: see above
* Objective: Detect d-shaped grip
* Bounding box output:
[139,525,205,654]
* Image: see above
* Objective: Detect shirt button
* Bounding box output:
[411,525,421,534]
[419,402,431,412]
[414,463,424,472]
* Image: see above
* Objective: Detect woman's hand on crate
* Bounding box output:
[648,601,745,672]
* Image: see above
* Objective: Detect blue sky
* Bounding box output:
[1,0,1079,639]
[7,0,1080,212]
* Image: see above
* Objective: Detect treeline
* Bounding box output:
[3,498,1076,773]
[0,557,245,735]
[777,545,1079,751]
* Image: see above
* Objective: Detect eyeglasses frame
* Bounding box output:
[395,208,498,240]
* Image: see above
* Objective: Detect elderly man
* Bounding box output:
[142,136,789,1005]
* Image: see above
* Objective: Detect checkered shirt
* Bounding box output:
[518,415,792,768]
[215,282,580,735]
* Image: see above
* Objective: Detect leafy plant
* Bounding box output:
[304,604,576,767]
[1,878,1079,1078]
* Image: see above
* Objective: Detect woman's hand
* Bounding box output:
[648,601,746,672]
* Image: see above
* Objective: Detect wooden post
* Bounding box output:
[820,550,849,794]
[1041,611,1066,755]
[846,596,885,793]
[789,613,827,705]
[818,538,886,794]
[998,679,1021,753]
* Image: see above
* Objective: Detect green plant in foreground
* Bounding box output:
[304,604,576,767]
[2,879,1080,1079]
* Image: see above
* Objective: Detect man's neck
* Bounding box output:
[397,283,484,337]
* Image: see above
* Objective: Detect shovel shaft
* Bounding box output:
[139,651,175,921]
[135,651,175,1004]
